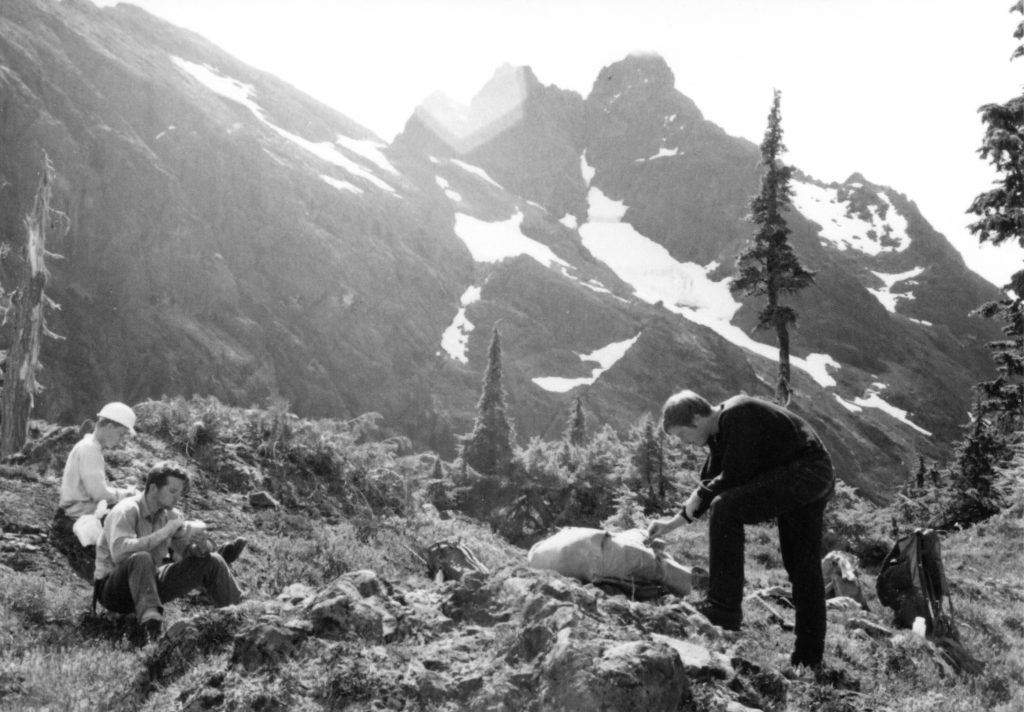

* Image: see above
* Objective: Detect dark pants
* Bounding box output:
[97,551,242,621]
[706,451,834,664]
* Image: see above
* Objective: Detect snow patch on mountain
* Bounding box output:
[868,267,924,313]
[453,211,569,268]
[533,334,641,392]
[320,175,362,194]
[577,158,840,389]
[580,153,596,184]
[834,383,931,435]
[581,186,738,320]
[635,146,683,162]
[439,286,482,363]
[791,180,909,255]
[435,176,463,202]
[172,58,396,193]
[451,159,504,189]
[334,134,398,175]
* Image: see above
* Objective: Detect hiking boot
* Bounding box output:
[218,537,247,566]
[142,618,163,644]
[693,598,742,631]
[790,651,823,669]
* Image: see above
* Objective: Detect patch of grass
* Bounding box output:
[0,641,139,711]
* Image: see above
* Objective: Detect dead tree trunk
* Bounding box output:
[1,156,64,456]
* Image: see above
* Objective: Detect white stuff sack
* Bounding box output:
[527,527,692,596]
[72,500,108,546]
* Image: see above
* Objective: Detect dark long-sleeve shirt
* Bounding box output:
[697,395,827,502]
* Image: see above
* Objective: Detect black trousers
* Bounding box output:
[706,451,834,663]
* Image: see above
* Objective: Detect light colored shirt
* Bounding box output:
[94,492,185,581]
[58,433,135,518]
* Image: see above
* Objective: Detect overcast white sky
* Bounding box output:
[90,0,1024,287]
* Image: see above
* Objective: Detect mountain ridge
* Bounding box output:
[0,0,1003,501]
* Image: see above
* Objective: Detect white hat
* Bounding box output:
[97,402,136,434]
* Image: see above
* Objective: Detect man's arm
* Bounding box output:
[77,446,129,504]
[698,408,761,498]
[107,507,184,564]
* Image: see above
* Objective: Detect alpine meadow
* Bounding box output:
[0,1,1022,711]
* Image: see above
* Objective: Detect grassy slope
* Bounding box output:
[0,405,1022,712]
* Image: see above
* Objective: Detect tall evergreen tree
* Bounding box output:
[937,5,1024,529]
[731,90,815,405]
[564,397,587,446]
[967,1,1024,436]
[631,415,666,508]
[461,327,515,477]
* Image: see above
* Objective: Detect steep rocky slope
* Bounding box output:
[0,0,1003,500]
[2,414,1018,712]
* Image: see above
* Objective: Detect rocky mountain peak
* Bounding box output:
[402,64,544,156]
[588,52,702,122]
[591,53,674,97]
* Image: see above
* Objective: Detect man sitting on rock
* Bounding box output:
[52,402,141,580]
[647,390,835,668]
[93,462,244,643]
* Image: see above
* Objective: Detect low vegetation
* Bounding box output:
[0,395,1021,711]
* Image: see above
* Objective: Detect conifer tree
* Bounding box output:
[425,454,455,512]
[631,415,666,508]
[731,90,815,405]
[461,327,515,477]
[941,2,1024,527]
[564,396,587,446]
[967,1,1024,437]
[937,398,1007,529]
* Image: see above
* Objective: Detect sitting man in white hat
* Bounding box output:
[60,402,140,520]
[52,402,141,579]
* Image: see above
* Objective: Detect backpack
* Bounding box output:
[876,528,953,637]
[425,540,489,582]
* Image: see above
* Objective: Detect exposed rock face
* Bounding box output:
[0,0,1003,500]
[114,565,794,712]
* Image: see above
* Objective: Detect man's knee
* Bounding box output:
[708,491,744,521]
[193,552,230,576]
[126,551,158,572]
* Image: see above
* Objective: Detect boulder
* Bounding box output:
[232,618,307,671]
[539,638,689,711]
[247,491,280,509]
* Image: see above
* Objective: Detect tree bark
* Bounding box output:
[1,158,56,456]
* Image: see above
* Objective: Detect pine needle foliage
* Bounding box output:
[564,396,587,446]
[951,1,1024,527]
[461,327,516,478]
[732,90,815,405]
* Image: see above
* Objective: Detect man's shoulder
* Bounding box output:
[721,395,771,416]
[69,434,102,457]
[109,492,144,516]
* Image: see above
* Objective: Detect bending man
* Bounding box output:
[94,462,243,642]
[647,390,834,668]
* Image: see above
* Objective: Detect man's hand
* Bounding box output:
[647,514,684,541]
[682,490,703,522]
[159,519,186,543]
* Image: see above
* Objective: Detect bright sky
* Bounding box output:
[89,0,1023,287]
